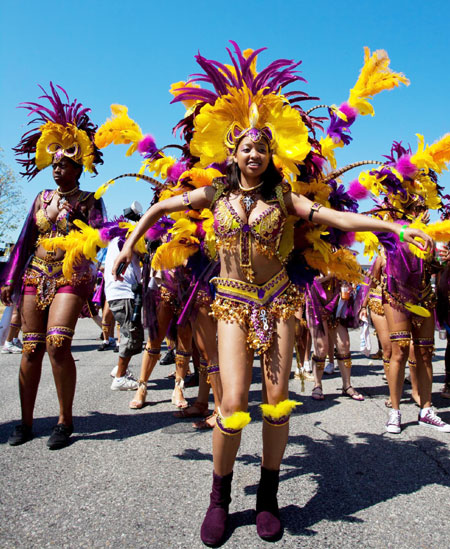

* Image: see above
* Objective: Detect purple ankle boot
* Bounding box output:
[200,471,233,547]
[256,467,282,540]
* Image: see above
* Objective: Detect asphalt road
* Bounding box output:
[1,319,449,548]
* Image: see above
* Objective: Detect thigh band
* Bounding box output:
[175,350,191,368]
[46,326,75,347]
[146,347,161,359]
[413,337,434,350]
[22,332,46,353]
[390,330,411,348]
[408,358,417,368]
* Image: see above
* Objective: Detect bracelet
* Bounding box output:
[399,225,408,242]
[182,191,191,207]
[308,202,323,222]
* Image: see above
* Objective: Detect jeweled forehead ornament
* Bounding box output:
[226,103,274,150]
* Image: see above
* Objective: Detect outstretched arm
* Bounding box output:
[285,191,433,251]
[112,186,214,280]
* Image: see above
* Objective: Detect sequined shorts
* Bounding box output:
[210,269,303,353]
[23,256,92,310]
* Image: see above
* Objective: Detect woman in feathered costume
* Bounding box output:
[352,137,450,434]
[0,84,106,450]
[110,44,430,544]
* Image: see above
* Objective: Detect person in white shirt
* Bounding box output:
[104,237,143,390]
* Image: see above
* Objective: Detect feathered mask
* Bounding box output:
[14,83,103,180]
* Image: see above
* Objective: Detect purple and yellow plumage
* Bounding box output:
[14,83,103,180]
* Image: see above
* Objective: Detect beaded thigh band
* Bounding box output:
[207,362,220,383]
[312,354,326,370]
[216,409,251,436]
[408,358,417,368]
[413,337,434,349]
[383,356,390,372]
[390,330,411,348]
[46,326,75,347]
[199,357,208,376]
[22,332,46,353]
[10,322,21,329]
[175,350,191,368]
[260,399,301,427]
[336,353,352,368]
[146,347,161,360]
[211,269,302,353]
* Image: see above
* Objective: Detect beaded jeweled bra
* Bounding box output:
[213,183,289,281]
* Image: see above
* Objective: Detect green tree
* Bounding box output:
[0,147,25,242]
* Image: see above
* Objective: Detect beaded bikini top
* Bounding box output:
[213,181,289,281]
[35,190,69,237]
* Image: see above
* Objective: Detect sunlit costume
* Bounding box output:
[1,84,106,450]
[1,84,105,352]
[352,137,450,433]
[93,42,414,543]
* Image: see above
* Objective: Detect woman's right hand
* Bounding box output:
[1,284,12,306]
[112,246,133,281]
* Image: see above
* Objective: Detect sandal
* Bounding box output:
[174,401,209,418]
[342,386,364,401]
[129,381,148,409]
[171,379,188,409]
[193,411,217,430]
[311,386,324,400]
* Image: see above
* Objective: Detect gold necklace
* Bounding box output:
[57,185,79,196]
[238,181,263,192]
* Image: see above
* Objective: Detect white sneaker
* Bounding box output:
[333,363,340,372]
[324,362,334,375]
[303,360,312,373]
[386,409,401,434]
[110,366,136,379]
[111,375,139,391]
[418,408,450,432]
[1,342,22,354]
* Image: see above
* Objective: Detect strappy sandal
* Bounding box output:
[174,401,209,418]
[342,386,364,401]
[193,410,217,430]
[172,379,188,408]
[129,381,147,409]
[311,386,324,400]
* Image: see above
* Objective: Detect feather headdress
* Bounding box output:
[14,83,103,180]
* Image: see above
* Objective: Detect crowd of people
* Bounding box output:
[2,43,450,545]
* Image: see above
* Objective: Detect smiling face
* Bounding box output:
[234,135,271,184]
[52,157,82,188]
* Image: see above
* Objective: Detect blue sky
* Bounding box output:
[1,0,449,247]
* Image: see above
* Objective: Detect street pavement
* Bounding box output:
[0,319,449,548]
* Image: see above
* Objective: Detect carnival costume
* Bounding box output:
[1,84,106,353]
[92,42,417,543]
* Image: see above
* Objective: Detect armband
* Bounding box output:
[182,192,191,208]
[308,202,323,222]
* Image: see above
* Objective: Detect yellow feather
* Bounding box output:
[348,47,409,116]
[151,237,199,271]
[260,399,302,419]
[221,411,251,431]
[94,105,143,155]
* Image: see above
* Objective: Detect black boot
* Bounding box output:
[200,471,233,547]
[256,467,282,540]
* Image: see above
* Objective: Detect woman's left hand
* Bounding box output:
[401,227,433,251]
